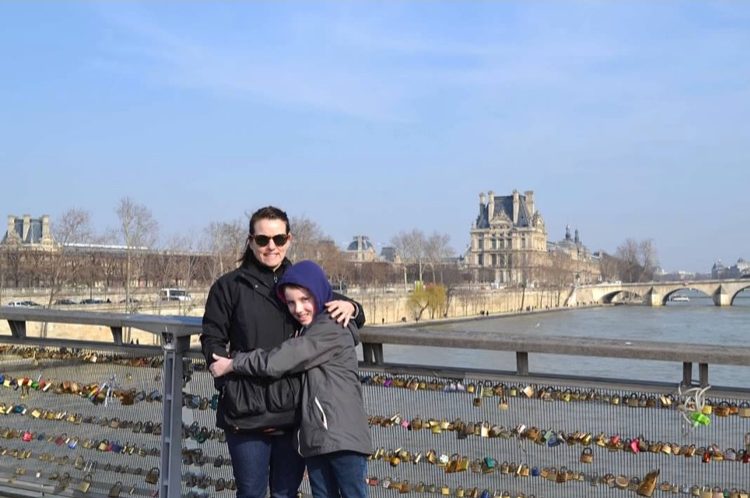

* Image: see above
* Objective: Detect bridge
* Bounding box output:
[575,279,750,307]
[0,307,749,497]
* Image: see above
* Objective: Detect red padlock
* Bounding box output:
[702,451,711,463]
[22,431,33,442]
[630,438,640,453]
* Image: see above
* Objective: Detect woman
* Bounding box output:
[210,260,372,498]
[201,206,364,498]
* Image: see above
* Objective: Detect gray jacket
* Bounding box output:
[231,314,372,458]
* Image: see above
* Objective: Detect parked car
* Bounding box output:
[54,298,78,305]
[7,300,41,307]
[159,288,192,302]
[119,297,140,304]
[80,298,107,305]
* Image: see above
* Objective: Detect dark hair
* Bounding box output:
[239,206,291,267]
[248,206,290,235]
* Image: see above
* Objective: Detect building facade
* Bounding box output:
[2,214,55,250]
[468,190,548,284]
[468,190,599,285]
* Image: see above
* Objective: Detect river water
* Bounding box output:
[379,292,750,389]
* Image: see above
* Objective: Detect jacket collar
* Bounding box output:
[237,253,292,289]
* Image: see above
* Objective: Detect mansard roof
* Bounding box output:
[475,193,533,229]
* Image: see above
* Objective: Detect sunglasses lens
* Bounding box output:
[253,234,288,247]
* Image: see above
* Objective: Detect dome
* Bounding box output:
[347,236,374,251]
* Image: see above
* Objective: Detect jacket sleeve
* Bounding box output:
[232,324,348,379]
[200,279,231,366]
[331,292,366,329]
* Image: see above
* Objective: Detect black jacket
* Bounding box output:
[200,254,365,432]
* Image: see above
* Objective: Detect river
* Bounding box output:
[378,291,750,388]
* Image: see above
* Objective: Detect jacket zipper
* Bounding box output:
[314,397,328,430]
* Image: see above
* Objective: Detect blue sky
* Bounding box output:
[1,1,748,272]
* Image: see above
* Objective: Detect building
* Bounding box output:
[468,190,547,284]
[712,258,750,279]
[345,235,378,262]
[468,190,600,285]
[2,214,55,250]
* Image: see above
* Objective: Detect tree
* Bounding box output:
[407,283,447,321]
[116,198,158,313]
[201,219,246,281]
[45,209,94,307]
[424,232,454,283]
[287,216,326,262]
[391,229,427,283]
[615,238,659,282]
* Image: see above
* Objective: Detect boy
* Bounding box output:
[209,260,371,498]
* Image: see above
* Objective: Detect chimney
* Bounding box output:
[512,190,519,225]
[524,190,535,215]
[22,214,31,242]
[42,214,52,244]
[7,215,15,241]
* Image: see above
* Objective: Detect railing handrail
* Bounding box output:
[0,306,202,335]
[362,326,750,366]
[3,307,749,367]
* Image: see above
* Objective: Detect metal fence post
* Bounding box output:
[160,332,190,498]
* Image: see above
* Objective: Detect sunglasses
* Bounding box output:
[252,233,290,247]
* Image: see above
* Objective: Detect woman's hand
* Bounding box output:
[325,300,355,327]
[210,353,234,378]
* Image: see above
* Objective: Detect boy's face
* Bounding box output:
[284,286,315,326]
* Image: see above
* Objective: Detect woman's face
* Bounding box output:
[250,218,291,270]
[284,286,315,326]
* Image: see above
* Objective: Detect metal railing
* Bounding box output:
[1,307,748,497]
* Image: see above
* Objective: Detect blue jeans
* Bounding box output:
[225,430,305,498]
[306,451,368,498]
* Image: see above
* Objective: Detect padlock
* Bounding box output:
[498,397,509,410]
[109,481,122,498]
[715,401,731,417]
[637,469,659,497]
[739,402,750,418]
[441,484,451,495]
[78,474,93,493]
[480,422,490,438]
[144,467,159,485]
[580,447,593,464]
[445,453,460,473]
[457,455,470,472]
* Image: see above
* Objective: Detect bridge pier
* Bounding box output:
[713,285,732,306]
[644,287,663,307]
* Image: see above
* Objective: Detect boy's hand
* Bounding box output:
[325,300,355,327]
[210,353,234,378]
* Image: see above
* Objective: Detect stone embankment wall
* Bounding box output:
[357,287,577,325]
[0,287,584,342]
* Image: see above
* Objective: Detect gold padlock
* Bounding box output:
[441,484,451,496]
[739,402,750,418]
[78,474,93,494]
[445,453,459,473]
[498,397,509,410]
[701,403,713,415]
[457,456,470,472]
[580,447,593,464]
[637,469,659,497]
